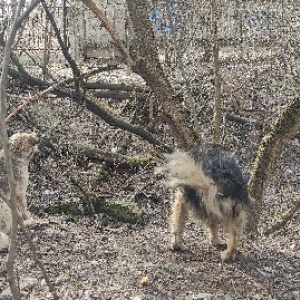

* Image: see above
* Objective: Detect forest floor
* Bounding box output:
[0,61,300,300]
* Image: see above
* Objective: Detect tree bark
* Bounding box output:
[249,95,300,233]
[126,0,200,150]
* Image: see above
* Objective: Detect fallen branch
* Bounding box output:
[74,145,153,167]
[82,82,146,93]
[7,67,173,153]
[264,198,300,235]
[225,113,263,129]
[46,176,144,225]
[5,66,117,123]
[39,135,153,169]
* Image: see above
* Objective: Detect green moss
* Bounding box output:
[127,156,152,166]
[93,164,108,182]
[45,197,144,225]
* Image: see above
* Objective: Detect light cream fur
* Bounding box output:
[157,151,221,217]
[0,132,38,250]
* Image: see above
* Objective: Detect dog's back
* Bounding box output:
[189,144,249,211]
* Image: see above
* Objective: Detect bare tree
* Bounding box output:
[249,95,300,233]
[0,2,26,298]
[1,1,59,298]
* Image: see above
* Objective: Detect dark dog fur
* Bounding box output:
[158,144,251,260]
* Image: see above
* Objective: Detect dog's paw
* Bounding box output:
[213,243,227,251]
[220,249,234,261]
[170,243,186,252]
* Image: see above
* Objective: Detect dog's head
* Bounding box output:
[9,133,39,161]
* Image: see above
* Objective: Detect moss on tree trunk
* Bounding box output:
[249,94,300,233]
[45,176,143,225]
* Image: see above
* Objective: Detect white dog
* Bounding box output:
[0,133,38,251]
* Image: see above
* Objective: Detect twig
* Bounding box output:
[5,66,117,123]
[40,0,80,77]
[19,219,59,299]
[264,198,300,235]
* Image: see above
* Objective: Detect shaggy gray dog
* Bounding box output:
[158,144,252,260]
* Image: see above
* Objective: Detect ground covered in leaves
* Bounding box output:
[1,60,300,300]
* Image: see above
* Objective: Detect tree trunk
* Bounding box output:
[249,95,300,233]
[126,0,200,150]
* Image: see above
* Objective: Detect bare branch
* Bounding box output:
[6,67,173,153]
[40,0,80,77]
[264,198,300,235]
[6,66,117,123]
[18,220,59,300]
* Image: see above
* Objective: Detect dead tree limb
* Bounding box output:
[82,82,146,93]
[0,1,26,299]
[39,135,153,167]
[19,218,59,299]
[5,66,118,123]
[249,94,300,234]
[264,198,300,235]
[7,67,173,153]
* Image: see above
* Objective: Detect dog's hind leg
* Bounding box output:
[205,220,219,247]
[221,211,246,260]
[171,188,188,251]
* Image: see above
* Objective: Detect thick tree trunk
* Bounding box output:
[249,95,300,233]
[126,0,200,150]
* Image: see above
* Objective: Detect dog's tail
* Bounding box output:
[156,151,221,216]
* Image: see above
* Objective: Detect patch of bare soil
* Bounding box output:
[1,64,300,300]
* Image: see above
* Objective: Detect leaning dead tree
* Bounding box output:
[0,0,25,297]
[249,94,300,233]
[1,0,59,298]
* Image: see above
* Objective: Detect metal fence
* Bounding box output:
[0,0,299,76]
